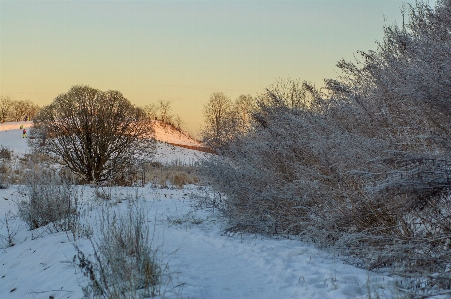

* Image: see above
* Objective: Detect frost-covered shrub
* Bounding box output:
[0,211,19,248]
[0,164,10,189]
[18,169,79,233]
[0,146,13,189]
[203,1,451,295]
[75,201,166,299]
[205,80,373,232]
[0,146,12,160]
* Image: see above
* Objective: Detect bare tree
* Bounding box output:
[0,96,13,123]
[11,100,40,121]
[24,100,40,121]
[233,94,255,132]
[29,85,154,184]
[143,103,158,121]
[12,100,28,121]
[173,115,184,130]
[0,98,40,122]
[157,100,172,124]
[201,92,238,149]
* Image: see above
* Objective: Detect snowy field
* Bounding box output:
[0,122,397,299]
[0,122,32,155]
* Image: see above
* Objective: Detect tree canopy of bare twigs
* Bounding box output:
[0,96,13,123]
[29,85,154,184]
[0,96,40,122]
[201,92,256,149]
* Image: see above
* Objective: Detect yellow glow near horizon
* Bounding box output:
[0,0,436,135]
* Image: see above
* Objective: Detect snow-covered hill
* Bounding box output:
[150,121,212,164]
[151,121,202,148]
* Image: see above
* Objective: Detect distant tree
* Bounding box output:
[11,100,28,121]
[0,96,13,123]
[26,101,41,121]
[11,100,40,121]
[233,94,256,132]
[143,103,158,121]
[201,92,239,149]
[158,100,172,124]
[173,115,184,130]
[29,85,154,183]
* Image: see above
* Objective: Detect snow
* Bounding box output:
[0,121,397,299]
[0,186,394,299]
[0,121,33,132]
[0,122,33,155]
[153,142,205,165]
[150,121,209,165]
[0,130,31,155]
[151,121,202,147]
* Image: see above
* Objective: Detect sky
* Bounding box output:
[0,0,437,135]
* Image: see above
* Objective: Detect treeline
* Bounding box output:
[0,96,40,123]
[202,1,451,296]
[201,93,255,148]
[142,100,184,131]
[0,94,187,136]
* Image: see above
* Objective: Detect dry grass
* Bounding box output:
[17,169,79,233]
[144,162,200,188]
[0,146,12,160]
[74,201,169,299]
[0,145,202,189]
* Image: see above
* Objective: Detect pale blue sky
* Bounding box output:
[0,0,437,134]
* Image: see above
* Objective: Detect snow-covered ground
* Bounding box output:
[0,130,30,155]
[0,186,395,299]
[0,122,32,155]
[150,121,209,165]
[0,121,397,299]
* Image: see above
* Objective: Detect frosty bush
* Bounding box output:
[0,146,12,160]
[0,146,12,189]
[75,201,166,299]
[18,169,79,233]
[203,1,451,296]
[0,164,10,189]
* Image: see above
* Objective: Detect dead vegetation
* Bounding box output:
[74,201,168,299]
[143,162,200,189]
